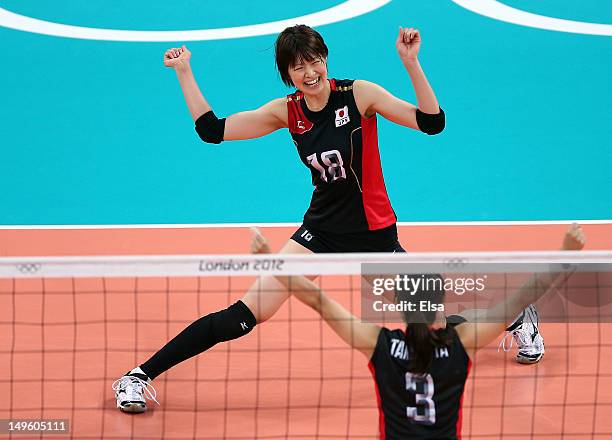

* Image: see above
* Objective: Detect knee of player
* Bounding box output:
[211,301,257,342]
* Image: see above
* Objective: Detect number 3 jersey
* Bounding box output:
[287,79,397,232]
[368,327,471,440]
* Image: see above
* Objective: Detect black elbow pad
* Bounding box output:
[416,107,445,135]
[195,111,226,144]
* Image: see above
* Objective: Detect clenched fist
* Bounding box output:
[396,27,421,63]
[164,45,191,69]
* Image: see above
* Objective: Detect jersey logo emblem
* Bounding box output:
[334,106,350,127]
[300,229,313,242]
[292,117,313,134]
[240,322,249,331]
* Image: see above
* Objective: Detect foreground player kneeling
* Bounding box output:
[253,225,586,439]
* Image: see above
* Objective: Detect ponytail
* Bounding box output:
[405,323,455,375]
[397,273,451,375]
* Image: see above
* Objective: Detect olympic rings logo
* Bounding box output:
[16,263,42,274]
[443,258,469,270]
[0,0,391,42]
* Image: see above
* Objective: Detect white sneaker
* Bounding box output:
[112,370,158,413]
[500,305,545,364]
[512,322,545,364]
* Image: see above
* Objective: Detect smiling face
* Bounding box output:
[275,25,329,90]
[288,57,328,95]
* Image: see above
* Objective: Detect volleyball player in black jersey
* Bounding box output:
[113,24,446,412]
[164,24,443,254]
[253,224,585,439]
[114,24,531,412]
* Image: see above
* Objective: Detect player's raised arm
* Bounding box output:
[280,275,381,358]
[164,46,287,144]
[456,223,587,355]
[353,27,444,135]
[249,228,381,358]
[164,46,210,120]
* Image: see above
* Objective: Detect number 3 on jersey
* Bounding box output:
[307,150,347,183]
[405,372,436,425]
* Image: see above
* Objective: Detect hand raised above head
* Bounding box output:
[163,45,191,69]
[250,227,271,254]
[396,27,421,63]
[561,223,586,251]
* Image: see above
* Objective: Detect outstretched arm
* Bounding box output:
[395,27,439,114]
[456,223,587,356]
[164,46,210,121]
[250,228,381,358]
[354,27,443,134]
[164,46,287,142]
[280,275,381,358]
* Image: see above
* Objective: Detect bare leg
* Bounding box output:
[242,238,314,323]
[130,239,313,383]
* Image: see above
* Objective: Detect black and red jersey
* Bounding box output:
[368,327,471,440]
[286,79,396,233]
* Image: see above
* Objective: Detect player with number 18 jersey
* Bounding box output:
[287,79,396,234]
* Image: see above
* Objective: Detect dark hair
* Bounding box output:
[275,24,329,87]
[396,274,455,375]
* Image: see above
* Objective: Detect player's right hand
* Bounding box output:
[396,27,421,63]
[561,223,586,251]
[250,227,271,254]
[163,45,191,68]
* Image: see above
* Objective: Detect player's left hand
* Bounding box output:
[250,227,271,254]
[396,27,421,63]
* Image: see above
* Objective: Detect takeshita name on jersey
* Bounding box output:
[389,337,450,361]
[198,258,285,273]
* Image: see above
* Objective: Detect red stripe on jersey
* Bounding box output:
[361,115,396,230]
[287,91,313,135]
[456,359,472,439]
[368,361,386,440]
[329,78,337,91]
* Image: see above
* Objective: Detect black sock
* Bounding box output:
[139,300,256,380]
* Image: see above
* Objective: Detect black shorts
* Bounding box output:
[291,223,406,253]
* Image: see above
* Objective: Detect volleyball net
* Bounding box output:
[1,251,611,439]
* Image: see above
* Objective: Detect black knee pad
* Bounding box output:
[209,300,257,343]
